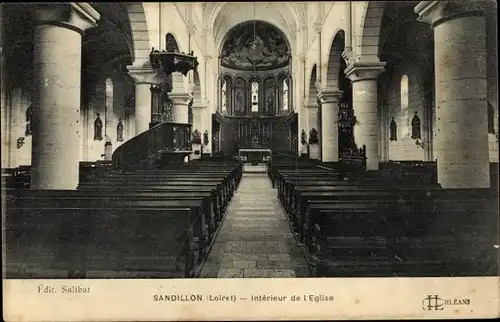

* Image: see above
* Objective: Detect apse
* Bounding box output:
[220,21,291,71]
[216,20,295,156]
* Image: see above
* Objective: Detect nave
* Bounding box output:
[200,173,310,278]
[4,153,498,279]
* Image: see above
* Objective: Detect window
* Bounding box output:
[221,80,227,112]
[400,74,409,137]
[105,78,113,109]
[283,79,289,111]
[105,78,113,138]
[251,81,259,112]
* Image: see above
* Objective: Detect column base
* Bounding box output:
[191,143,202,160]
[309,144,320,160]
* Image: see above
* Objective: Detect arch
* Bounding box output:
[104,77,114,138]
[251,80,259,112]
[216,20,293,57]
[208,2,300,55]
[218,20,292,72]
[400,74,409,111]
[221,75,232,113]
[308,64,317,106]
[233,76,247,115]
[358,1,386,61]
[324,29,345,91]
[263,75,279,115]
[125,3,151,65]
[192,70,202,106]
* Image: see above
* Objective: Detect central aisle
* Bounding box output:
[200,173,311,278]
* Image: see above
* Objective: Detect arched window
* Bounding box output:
[221,80,227,112]
[400,74,409,137]
[283,79,289,111]
[251,81,259,112]
[105,78,113,138]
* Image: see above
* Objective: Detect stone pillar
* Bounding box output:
[127,65,164,135]
[345,62,385,170]
[31,4,99,190]
[415,1,490,188]
[318,90,343,163]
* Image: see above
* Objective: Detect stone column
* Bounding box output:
[318,90,343,163]
[415,1,490,188]
[31,4,99,190]
[127,65,164,135]
[345,62,385,170]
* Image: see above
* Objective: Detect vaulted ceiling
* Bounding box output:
[204,3,305,55]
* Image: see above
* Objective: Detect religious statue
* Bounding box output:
[390,117,397,141]
[266,93,274,115]
[301,129,307,146]
[235,91,243,112]
[94,113,103,141]
[117,119,124,142]
[25,104,33,136]
[411,111,421,140]
[203,130,209,146]
[191,129,201,144]
[309,128,319,145]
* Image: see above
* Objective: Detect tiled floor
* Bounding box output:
[200,173,311,278]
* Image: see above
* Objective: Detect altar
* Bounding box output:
[238,148,272,173]
[238,148,272,163]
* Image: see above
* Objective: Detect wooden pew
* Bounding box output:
[301,193,497,277]
[5,206,199,278]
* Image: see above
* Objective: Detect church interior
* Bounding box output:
[1,2,498,278]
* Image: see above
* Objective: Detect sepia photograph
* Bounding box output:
[1,1,499,320]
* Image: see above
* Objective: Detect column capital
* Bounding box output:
[169,92,191,106]
[317,90,343,104]
[415,1,485,28]
[344,61,386,83]
[341,48,353,66]
[127,65,166,85]
[34,3,100,35]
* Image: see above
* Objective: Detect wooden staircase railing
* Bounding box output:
[112,122,192,171]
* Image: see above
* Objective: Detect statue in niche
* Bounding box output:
[488,101,495,134]
[266,93,274,115]
[390,117,397,141]
[25,104,33,136]
[411,111,421,140]
[192,129,201,144]
[94,113,103,141]
[235,90,244,113]
[117,119,124,142]
[309,128,319,145]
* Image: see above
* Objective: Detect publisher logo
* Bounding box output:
[422,295,471,311]
[422,295,444,311]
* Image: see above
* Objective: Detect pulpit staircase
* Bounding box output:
[112,122,193,171]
